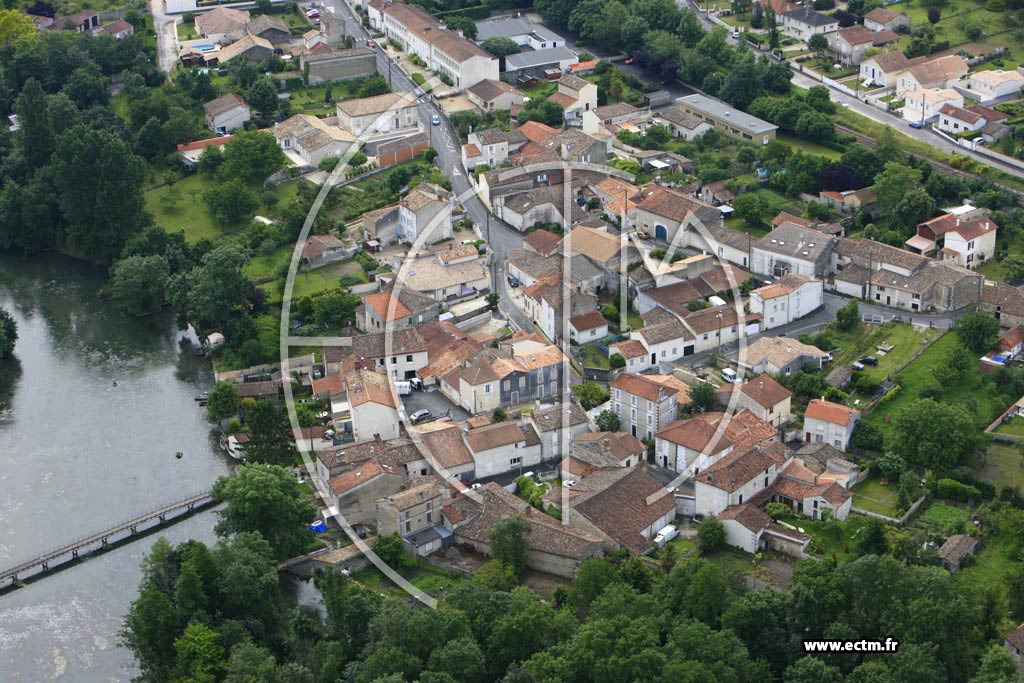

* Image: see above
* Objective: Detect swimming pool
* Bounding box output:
[195,44,214,51]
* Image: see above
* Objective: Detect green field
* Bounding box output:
[828,322,942,382]
[867,332,1011,438]
[777,132,842,160]
[851,476,902,517]
[146,177,304,243]
[802,514,873,563]
[994,415,1024,437]
[916,502,969,533]
[954,534,1017,631]
[581,344,610,369]
[968,442,1024,495]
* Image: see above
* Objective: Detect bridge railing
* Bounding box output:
[0,489,214,579]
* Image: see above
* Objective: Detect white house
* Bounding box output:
[464,421,542,478]
[203,93,250,135]
[475,17,564,51]
[380,2,498,90]
[903,88,964,124]
[864,6,911,32]
[272,114,355,166]
[896,55,969,97]
[694,443,788,517]
[548,73,598,123]
[860,50,919,88]
[939,217,998,270]
[336,92,420,138]
[568,310,609,344]
[803,399,859,451]
[749,274,824,330]
[781,8,839,42]
[959,69,1024,105]
[398,183,453,243]
[937,103,987,136]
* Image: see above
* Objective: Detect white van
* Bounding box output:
[653,524,679,548]
[721,368,740,384]
[394,381,412,395]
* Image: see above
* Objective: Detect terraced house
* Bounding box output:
[378,1,498,90]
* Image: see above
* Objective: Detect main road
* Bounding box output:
[324,0,539,336]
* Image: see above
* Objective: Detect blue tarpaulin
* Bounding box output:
[308,520,327,533]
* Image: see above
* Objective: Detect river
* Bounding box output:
[0,253,231,681]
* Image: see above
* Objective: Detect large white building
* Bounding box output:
[380,2,498,91]
[749,274,824,330]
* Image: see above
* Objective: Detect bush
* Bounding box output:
[764,502,791,520]
[373,533,417,569]
[318,157,340,172]
[609,354,626,369]
[697,517,726,551]
[936,478,981,503]
[349,151,368,167]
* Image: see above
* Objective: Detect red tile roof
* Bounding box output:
[805,398,859,425]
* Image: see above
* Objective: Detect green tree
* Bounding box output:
[731,192,769,226]
[953,309,1000,354]
[204,178,260,225]
[807,32,829,57]
[571,381,610,410]
[856,517,889,556]
[108,255,169,315]
[785,656,842,683]
[0,307,18,360]
[697,516,726,551]
[488,515,532,574]
[835,298,859,331]
[373,532,416,569]
[472,559,518,591]
[0,9,35,45]
[688,381,718,413]
[480,36,520,59]
[220,130,286,182]
[875,452,906,480]
[445,15,477,40]
[888,398,978,469]
[312,289,361,328]
[243,399,298,467]
[570,557,623,618]
[969,643,1020,683]
[52,125,148,263]
[247,76,279,116]
[173,621,226,682]
[596,409,621,432]
[212,463,316,559]
[167,244,254,328]
[872,162,921,216]
[485,292,500,310]
[224,642,282,683]
[492,407,507,423]
[519,98,565,127]
[892,186,935,229]
[207,381,241,424]
[63,63,108,108]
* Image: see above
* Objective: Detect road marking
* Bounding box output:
[452,165,461,176]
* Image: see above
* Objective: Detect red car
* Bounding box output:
[624,56,636,64]
[365,39,376,48]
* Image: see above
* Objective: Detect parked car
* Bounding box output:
[410,409,432,424]
[859,356,879,366]
[431,114,441,126]
[563,480,578,488]
[365,39,376,47]
[352,524,369,539]
[908,121,923,129]
[721,368,740,384]
[653,524,679,548]
[636,230,650,240]
[852,361,865,371]
[624,56,635,64]
[507,275,520,288]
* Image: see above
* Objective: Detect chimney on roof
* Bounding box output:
[956,217,960,226]
[985,221,990,230]
[708,472,714,484]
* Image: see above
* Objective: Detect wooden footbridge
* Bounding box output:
[0,490,216,589]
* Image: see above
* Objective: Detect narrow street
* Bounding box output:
[326,0,538,336]
[150,0,179,73]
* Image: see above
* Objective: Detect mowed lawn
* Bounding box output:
[146,177,304,243]
[851,476,901,517]
[778,132,842,160]
[967,442,1024,495]
[828,323,942,382]
[867,331,1011,438]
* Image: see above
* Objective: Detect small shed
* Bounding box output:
[937,534,982,572]
[644,90,672,108]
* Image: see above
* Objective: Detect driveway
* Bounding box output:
[149,0,179,74]
[401,387,470,423]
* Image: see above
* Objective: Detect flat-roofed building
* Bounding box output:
[675,94,777,145]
